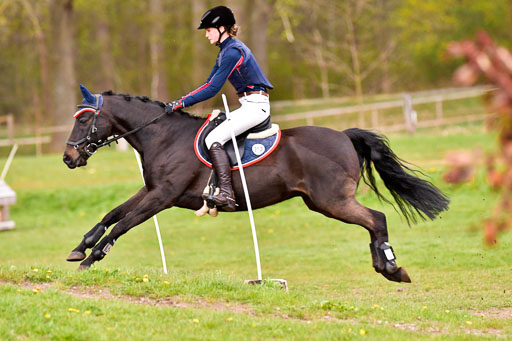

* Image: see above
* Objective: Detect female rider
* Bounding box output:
[166,5,273,212]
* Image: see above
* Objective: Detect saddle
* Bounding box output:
[194,110,281,216]
[195,110,280,169]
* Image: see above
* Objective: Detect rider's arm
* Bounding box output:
[180,48,243,108]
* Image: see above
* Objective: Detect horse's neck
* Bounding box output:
[109,100,203,154]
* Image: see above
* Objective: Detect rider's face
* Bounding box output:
[205,27,222,44]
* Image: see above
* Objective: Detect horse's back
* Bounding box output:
[275,126,361,179]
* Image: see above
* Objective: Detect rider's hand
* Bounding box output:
[165,99,183,113]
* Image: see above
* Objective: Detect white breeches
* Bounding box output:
[205,94,270,149]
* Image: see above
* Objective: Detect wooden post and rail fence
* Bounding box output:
[271,85,495,132]
[0,86,496,155]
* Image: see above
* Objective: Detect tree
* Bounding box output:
[49,0,76,151]
[149,0,168,100]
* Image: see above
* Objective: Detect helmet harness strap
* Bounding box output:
[216,27,227,46]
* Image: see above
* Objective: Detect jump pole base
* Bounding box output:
[244,279,288,292]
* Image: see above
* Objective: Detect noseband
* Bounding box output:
[66,94,168,156]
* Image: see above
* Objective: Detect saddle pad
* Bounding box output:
[194,116,281,170]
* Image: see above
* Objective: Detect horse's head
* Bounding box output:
[63,84,113,169]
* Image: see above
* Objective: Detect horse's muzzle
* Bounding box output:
[63,147,87,169]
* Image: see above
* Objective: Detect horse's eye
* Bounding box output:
[79,117,88,124]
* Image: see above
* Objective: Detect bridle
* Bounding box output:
[66,94,167,156]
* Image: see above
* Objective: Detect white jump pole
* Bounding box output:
[221,94,262,281]
[1,144,18,181]
[133,148,168,274]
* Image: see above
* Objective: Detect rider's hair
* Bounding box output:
[228,24,239,37]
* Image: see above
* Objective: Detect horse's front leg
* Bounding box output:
[78,188,170,270]
[67,186,149,262]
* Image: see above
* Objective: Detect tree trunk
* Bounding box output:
[249,0,272,74]
[377,0,392,93]
[149,0,168,100]
[21,0,50,136]
[50,0,76,151]
[345,8,364,105]
[313,29,330,99]
[96,3,115,91]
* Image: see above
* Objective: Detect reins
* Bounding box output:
[86,111,168,154]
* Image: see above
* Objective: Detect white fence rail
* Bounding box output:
[272,86,495,133]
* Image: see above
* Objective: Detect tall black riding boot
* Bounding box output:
[208,142,236,211]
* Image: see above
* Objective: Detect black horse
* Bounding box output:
[63,87,449,283]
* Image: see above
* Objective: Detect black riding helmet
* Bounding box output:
[197,6,235,45]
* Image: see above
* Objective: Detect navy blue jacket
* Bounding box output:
[181,37,273,108]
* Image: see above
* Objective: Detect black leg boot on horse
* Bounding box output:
[203,142,236,211]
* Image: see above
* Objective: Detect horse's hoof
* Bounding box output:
[397,267,411,283]
[67,251,86,262]
[380,267,411,283]
[77,264,90,271]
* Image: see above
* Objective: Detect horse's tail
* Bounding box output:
[344,128,449,225]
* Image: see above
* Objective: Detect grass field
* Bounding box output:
[1,123,511,340]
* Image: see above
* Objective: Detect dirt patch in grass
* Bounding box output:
[0,280,254,315]
[470,307,512,319]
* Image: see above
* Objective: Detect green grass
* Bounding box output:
[0,123,511,339]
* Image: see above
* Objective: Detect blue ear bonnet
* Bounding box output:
[79,84,103,110]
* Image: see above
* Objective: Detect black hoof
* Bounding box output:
[67,251,86,262]
[380,267,411,283]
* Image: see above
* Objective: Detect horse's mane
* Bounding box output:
[101,90,201,120]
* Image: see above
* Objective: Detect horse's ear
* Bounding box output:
[80,84,96,104]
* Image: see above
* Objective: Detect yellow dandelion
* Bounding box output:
[380,307,384,311]
[143,278,149,283]
[428,168,436,173]
[84,311,91,316]
[466,321,472,325]
[164,281,170,285]
[44,313,51,319]
[192,318,199,324]
[421,306,427,311]
[68,308,80,313]
[33,268,39,272]
[268,228,274,233]
[16,289,21,293]
[445,310,450,313]
[143,274,149,278]
[251,323,257,328]
[348,328,352,332]
[225,317,233,322]
[46,275,50,279]
[32,287,40,294]
[359,329,366,335]
[47,270,52,273]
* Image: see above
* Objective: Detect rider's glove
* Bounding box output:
[165,99,183,114]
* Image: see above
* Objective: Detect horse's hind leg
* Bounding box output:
[303,185,411,283]
[67,187,148,262]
